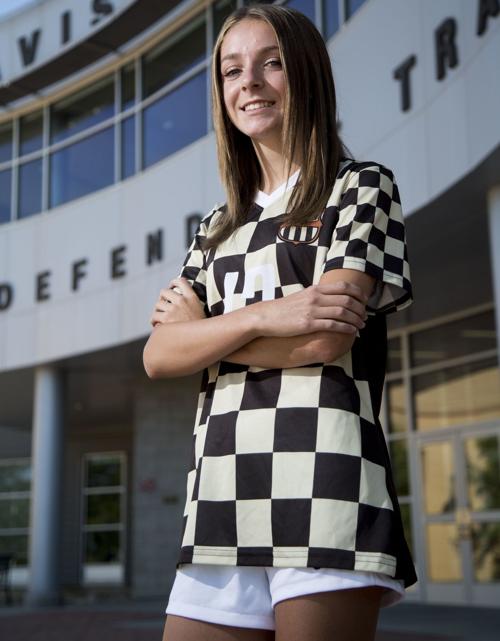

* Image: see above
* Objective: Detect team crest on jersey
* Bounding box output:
[278,212,324,245]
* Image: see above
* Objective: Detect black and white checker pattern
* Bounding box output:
[175,159,417,588]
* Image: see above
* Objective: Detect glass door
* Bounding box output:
[418,427,500,605]
[462,427,500,606]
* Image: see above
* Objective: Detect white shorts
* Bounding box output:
[165,564,405,631]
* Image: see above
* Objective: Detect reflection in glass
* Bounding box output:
[466,435,500,511]
[345,0,367,20]
[410,311,496,367]
[414,358,500,431]
[0,462,31,492]
[0,498,30,529]
[87,458,121,488]
[142,15,206,98]
[387,380,407,433]
[0,122,12,163]
[213,0,237,40]
[143,72,207,168]
[387,337,402,373]
[121,63,135,111]
[471,522,500,582]
[0,535,29,565]
[121,116,135,180]
[85,530,120,563]
[18,159,42,219]
[426,523,462,582]
[286,0,315,23]
[389,438,410,495]
[399,502,413,556]
[20,110,43,155]
[50,126,114,207]
[50,76,114,144]
[86,494,121,525]
[421,440,455,515]
[0,169,12,223]
[323,0,340,38]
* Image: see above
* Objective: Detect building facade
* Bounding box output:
[0,0,499,607]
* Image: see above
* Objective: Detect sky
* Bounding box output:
[0,0,36,20]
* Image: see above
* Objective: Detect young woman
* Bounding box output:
[143,5,417,641]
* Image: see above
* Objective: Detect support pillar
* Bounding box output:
[25,365,65,606]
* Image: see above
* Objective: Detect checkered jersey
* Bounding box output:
[175,159,417,588]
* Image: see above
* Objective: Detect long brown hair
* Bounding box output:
[204,4,353,250]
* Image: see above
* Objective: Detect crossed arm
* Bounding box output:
[143,268,375,378]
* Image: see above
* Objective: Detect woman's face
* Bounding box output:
[219,18,286,149]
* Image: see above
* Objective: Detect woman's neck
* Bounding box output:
[252,140,301,195]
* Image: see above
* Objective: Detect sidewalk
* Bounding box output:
[0,598,499,640]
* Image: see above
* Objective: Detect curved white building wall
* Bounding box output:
[0,0,498,371]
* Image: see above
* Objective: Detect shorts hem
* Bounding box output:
[165,601,276,631]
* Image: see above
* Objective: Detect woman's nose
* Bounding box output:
[240,66,263,90]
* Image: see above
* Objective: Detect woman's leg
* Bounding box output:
[273,586,385,641]
[163,614,275,641]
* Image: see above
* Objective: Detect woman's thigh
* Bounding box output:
[273,586,385,641]
[163,614,275,641]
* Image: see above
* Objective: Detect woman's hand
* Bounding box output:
[150,277,206,328]
[252,280,368,338]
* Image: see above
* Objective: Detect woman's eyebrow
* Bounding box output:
[220,45,279,65]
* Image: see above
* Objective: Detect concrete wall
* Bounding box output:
[131,374,200,597]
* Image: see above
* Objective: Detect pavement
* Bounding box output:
[0,597,499,640]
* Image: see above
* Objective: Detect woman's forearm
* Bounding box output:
[143,304,261,378]
[223,331,355,369]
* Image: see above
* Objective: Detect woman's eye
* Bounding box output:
[223,68,240,78]
[266,58,282,67]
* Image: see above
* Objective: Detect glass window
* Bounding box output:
[285,0,315,23]
[0,122,12,163]
[50,126,114,207]
[213,0,237,40]
[0,534,29,566]
[82,453,125,585]
[387,336,403,373]
[121,116,135,180]
[143,71,207,169]
[0,460,31,568]
[465,434,500,511]
[142,14,206,99]
[471,522,500,582]
[324,0,340,38]
[345,0,368,20]
[410,311,497,368]
[87,456,122,488]
[0,462,31,492]
[0,498,30,529]
[121,63,135,111]
[389,438,410,496]
[50,76,114,144]
[20,110,43,156]
[0,169,12,223]
[426,522,462,582]
[421,440,455,515]
[414,357,500,432]
[18,159,42,219]
[386,379,407,433]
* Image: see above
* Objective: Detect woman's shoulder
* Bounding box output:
[200,202,227,230]
[327,157,398,205]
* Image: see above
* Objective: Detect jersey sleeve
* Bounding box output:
[323,163,413,314]
[178,217,210,316]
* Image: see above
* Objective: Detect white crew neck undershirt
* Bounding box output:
[254,169,301,208]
